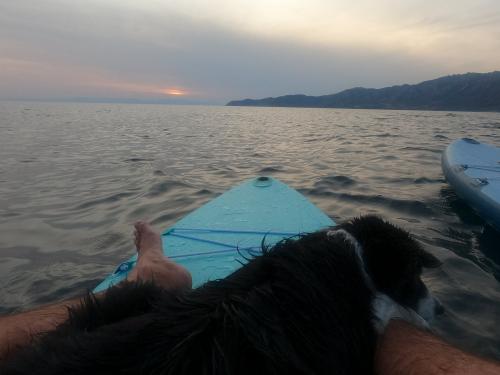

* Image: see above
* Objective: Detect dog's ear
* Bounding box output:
[420,249,442,268]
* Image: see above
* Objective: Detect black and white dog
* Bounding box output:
[2,216,442,375]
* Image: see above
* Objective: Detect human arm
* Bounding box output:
[0,281,167,362]
[0,297,82,361]
[375,320,500,375]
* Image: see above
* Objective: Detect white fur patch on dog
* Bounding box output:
[372,293,429,334]
[416,292,439,322]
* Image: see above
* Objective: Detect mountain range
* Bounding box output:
[226,71,500,111]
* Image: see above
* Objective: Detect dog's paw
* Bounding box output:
[372,293,429,334]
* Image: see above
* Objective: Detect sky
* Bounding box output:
[1,0,500,104]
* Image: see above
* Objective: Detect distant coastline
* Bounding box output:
[227,71,500,112]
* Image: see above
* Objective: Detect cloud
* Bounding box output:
[1,0,499,103]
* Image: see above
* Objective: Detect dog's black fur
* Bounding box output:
[1,216,440,375]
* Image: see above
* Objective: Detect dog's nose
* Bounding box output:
[434,298,445,315]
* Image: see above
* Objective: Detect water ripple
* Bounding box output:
[0,103,499,359]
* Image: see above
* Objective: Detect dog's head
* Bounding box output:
[334,216,443,330]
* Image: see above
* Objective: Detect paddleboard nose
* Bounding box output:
[254,176,273,187]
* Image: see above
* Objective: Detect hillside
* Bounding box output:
[226,72,500,111]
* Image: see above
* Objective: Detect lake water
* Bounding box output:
[1,102,500,359]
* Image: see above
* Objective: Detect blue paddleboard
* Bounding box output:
[442,138,500,231]
[94,177,335,292]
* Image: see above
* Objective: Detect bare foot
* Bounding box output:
[127,221,192,291]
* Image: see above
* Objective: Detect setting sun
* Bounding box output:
[161,88,186,96]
